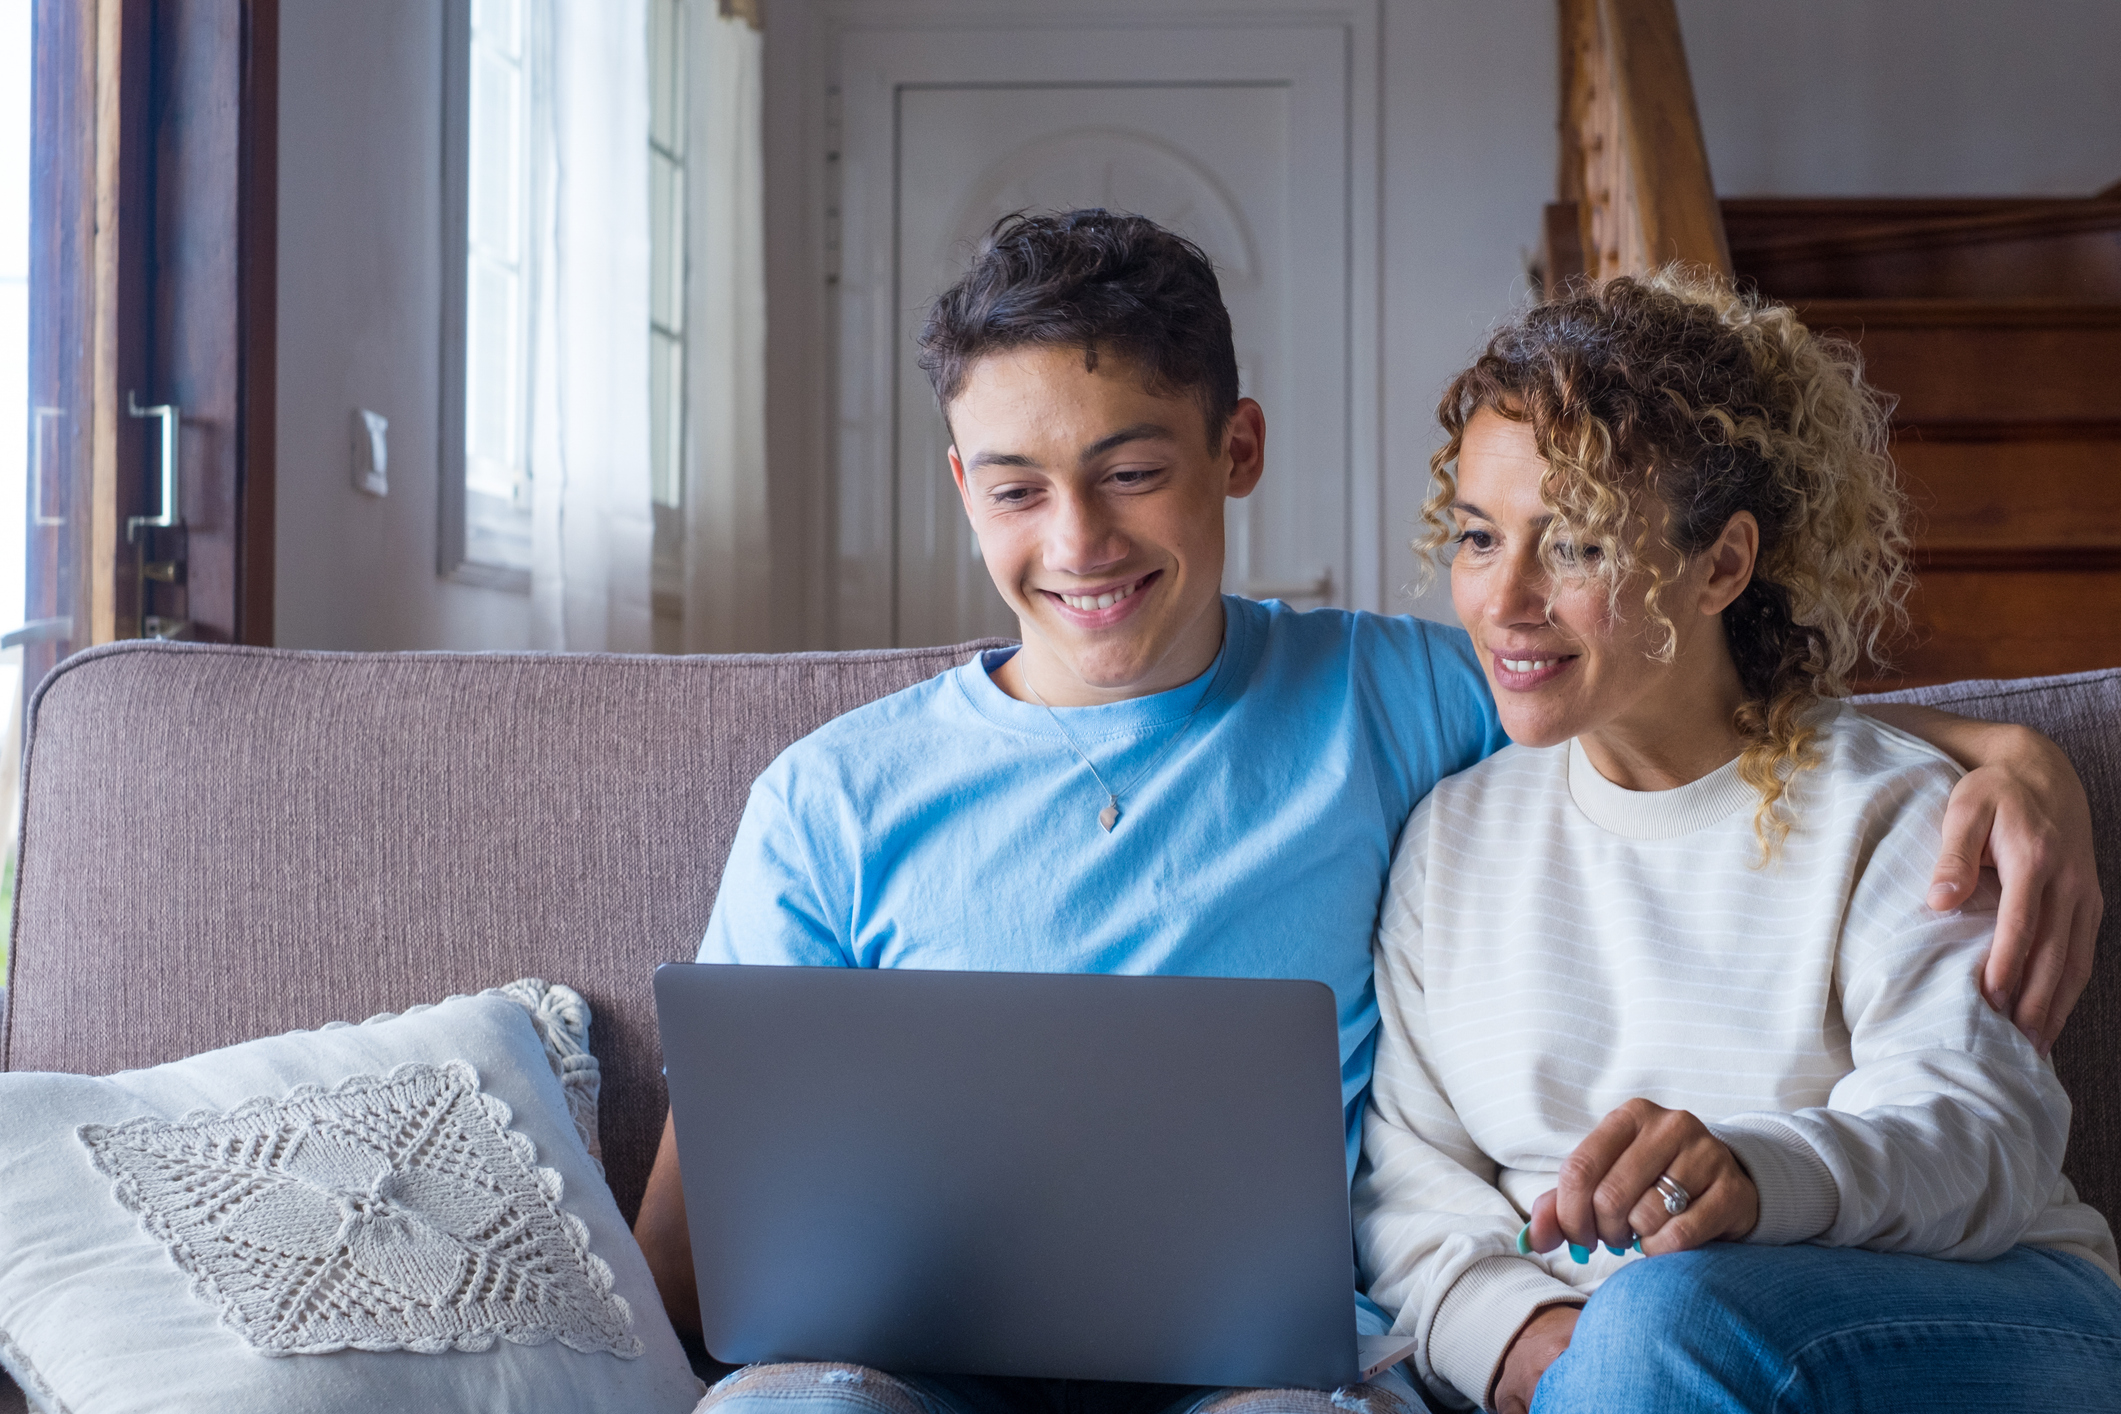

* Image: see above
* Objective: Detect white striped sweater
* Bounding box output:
[1353,703,2118,1410]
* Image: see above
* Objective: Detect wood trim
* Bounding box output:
[238,0,278,645]
[90,0,153,646]
[1794,299,2121,330]
[1894,419,2121,444]
[1913,546,2121,573]
[1729,199,2121,268]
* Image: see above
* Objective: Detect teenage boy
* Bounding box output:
[639,211,2100,1414]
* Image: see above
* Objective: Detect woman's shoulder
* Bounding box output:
[1796,702,1965,824]
[1419,738,1569,824]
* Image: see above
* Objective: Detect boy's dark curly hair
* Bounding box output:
[918,209,1241,447]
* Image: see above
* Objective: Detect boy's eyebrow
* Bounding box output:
[967,449,1041,471]
[965,423,1177,474]
[1080,423,1175,463]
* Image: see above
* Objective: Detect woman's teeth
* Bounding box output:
[1059,581,1138,611]
[1502,657,1563,673]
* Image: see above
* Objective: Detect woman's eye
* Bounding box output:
[1453,528,1493,552]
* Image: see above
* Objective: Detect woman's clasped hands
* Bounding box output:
[1493,1099,1763,1414]
[1524,1097,1761,1259]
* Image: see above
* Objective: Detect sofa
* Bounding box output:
[2,640,2116,1411]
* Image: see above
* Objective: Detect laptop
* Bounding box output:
[653,963,1420,1390]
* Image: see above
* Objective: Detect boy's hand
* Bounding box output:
[1928,739,2101,1056]
[1857,704,2101,1052]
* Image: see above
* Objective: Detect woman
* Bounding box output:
[1353,270,2121,1414]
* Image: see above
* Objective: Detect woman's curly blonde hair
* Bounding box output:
[1420,267,1914,855]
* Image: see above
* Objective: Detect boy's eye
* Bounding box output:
[990,487,1037,506]
[1109,466,1161,487]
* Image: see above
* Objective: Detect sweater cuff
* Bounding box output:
[1423,1256,1586,1409]
[1709,1115,1839,1245]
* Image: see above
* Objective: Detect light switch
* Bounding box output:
[352,409,388,496]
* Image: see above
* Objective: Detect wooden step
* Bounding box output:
[1726,196,2121,302]
[1870,569,2121,689]
[1794,301,2121,424]
[1541,195,2121,302]
[1809,301,2121,687]
[1895,429,2121,566]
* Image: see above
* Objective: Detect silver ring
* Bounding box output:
[1656,1174,1691,1216]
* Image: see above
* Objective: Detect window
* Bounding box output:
[441,0,537,587]
[648,0,687,641]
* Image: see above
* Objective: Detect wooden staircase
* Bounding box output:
[1541,0,2121,688]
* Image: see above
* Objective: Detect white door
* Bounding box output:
[829,4,1381,648]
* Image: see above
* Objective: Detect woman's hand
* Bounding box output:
[1491,1304,1578,1414]
[1526,1099,1759,1257]
[1858,704,2102,1052]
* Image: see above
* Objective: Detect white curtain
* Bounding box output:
[681,3,771,653]
[526,0,656,652]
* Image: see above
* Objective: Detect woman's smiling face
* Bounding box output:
[1447,406,1755,786]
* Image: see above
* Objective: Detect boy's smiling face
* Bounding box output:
[947,344,1264,707]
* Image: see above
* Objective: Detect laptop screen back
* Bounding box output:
[654,964,1358,1389]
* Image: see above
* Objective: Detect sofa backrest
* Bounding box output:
[0,639,1002,1221]
[3,645,2115,1229]
[1857,667,2121,1225]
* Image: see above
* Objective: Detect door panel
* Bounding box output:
[832,7,1375,649]
[24,0,273,669]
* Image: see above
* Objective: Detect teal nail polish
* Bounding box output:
[1568,1243,1590,1264]
[1632,1237,1644,1254]
[1516,1224,1532,1255]
[1604,1242,1627,1256]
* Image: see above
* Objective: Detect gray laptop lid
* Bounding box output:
[653,964,1363,1389]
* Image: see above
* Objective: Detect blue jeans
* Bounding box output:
[1532,1243,2121,1414]
[692,1363,1425,1414]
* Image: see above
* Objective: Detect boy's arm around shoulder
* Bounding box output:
[1722,754,2071,1261]
[1854,701,2101,1051]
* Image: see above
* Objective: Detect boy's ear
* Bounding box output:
[1223,398,1266,499]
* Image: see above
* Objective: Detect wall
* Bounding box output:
[1681,0,2121,198]
[1377,0,1553,621]
[274,0,531,650]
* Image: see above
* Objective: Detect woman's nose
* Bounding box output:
[1489,551,1551,626]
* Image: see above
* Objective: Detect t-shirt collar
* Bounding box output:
[1565,735,1757,840]
[954,596,1254,741]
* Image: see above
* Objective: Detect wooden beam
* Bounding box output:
[1598,0,1730,276]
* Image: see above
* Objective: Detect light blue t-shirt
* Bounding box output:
[699,595,1506,1174]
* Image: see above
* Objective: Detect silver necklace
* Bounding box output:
[1022,657,1224,833]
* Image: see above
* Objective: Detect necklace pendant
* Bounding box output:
[1099,800,1120,832]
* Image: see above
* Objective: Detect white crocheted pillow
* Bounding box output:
[0,987,703,1414]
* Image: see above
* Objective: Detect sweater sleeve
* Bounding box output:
[1354,806,1585,1410]
[1707,764,2071,1258]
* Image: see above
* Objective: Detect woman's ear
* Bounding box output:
[1699,511,1759,616]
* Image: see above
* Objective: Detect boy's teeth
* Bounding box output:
[1061,581,1136,611]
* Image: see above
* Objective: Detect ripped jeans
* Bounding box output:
[691,1361,1431,1414]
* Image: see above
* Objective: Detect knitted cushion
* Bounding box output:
[0,991,701,1414]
